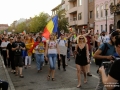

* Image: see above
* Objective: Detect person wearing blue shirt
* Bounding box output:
[99,33,120,90]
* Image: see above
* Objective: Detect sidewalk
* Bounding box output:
[0,55,15,90]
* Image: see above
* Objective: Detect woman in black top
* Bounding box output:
[74,35,89,88]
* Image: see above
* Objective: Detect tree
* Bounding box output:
[29,12,49,33]
[57,10,69,33]
[15,22,26,33]
[7,26,13,32]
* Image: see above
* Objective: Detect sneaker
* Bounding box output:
[87,73,92,76]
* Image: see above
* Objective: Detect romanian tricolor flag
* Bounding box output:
[42,15,58,39]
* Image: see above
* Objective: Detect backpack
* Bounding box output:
[95,43,109,66]
[58,39,66,45]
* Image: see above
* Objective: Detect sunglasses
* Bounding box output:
[79,38,84,40]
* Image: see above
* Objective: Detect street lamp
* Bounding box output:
[110,0,120,29]
[105,5,108,32]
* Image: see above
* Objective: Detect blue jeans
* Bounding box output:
[67,48,70,59]
[48,54,57,70]
[35,54,44,70]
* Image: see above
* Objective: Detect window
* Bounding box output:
[78,13,82,20]
[90,11,93,18]
[73,17,77,21]
[79,0,82,5]
[96,6,99,18]
[101,5,103,17]
[66,5,69,11]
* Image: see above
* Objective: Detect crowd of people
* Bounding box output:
[0,28,120,90]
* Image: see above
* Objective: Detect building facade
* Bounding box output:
[51,0,65,16]
[65,0,88,32]
[0,24,9,31]
[88,0,95,30]
[95,0,114,34]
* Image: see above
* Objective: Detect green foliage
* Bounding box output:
[29,12,49,33]
[15,22,26,33]
[7,26,13,32]
[57,10,69,33]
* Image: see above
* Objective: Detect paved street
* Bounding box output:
[7,57,99,90]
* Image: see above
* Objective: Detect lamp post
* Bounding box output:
[110,0,120,30]
[105,6,108,32]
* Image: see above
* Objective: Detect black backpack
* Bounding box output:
[95,43,109,66]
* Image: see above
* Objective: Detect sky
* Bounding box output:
[0,0,61,25]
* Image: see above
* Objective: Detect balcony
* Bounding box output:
[68,0,76,2]
[69,19,78,26]
[68,7,77,14]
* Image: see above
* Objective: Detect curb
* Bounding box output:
[0,55,15,90]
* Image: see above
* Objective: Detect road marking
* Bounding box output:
[68,65,99,79]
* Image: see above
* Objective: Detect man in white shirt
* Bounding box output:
[1,37,9,67]
[57,34,68,71]
[98,30,110,46]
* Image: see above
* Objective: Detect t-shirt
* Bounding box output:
[1,41,9,50]
[99,43,116,62]
[57,39,67,46]
[12,41,25,56]
[106,35,110,42]
[48,41,57,54]
[98,35,109,45]
[7,43,14,56]
[109,60,120,90]
[35,42,44,54]
[86,36,91,51]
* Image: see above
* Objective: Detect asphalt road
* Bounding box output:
[8,57,101,90]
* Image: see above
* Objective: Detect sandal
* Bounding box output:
[51,78,55,81]
[84,80,87,84]
[19,75,24,78]
[47,75,50,81]
[77,85,81,88]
